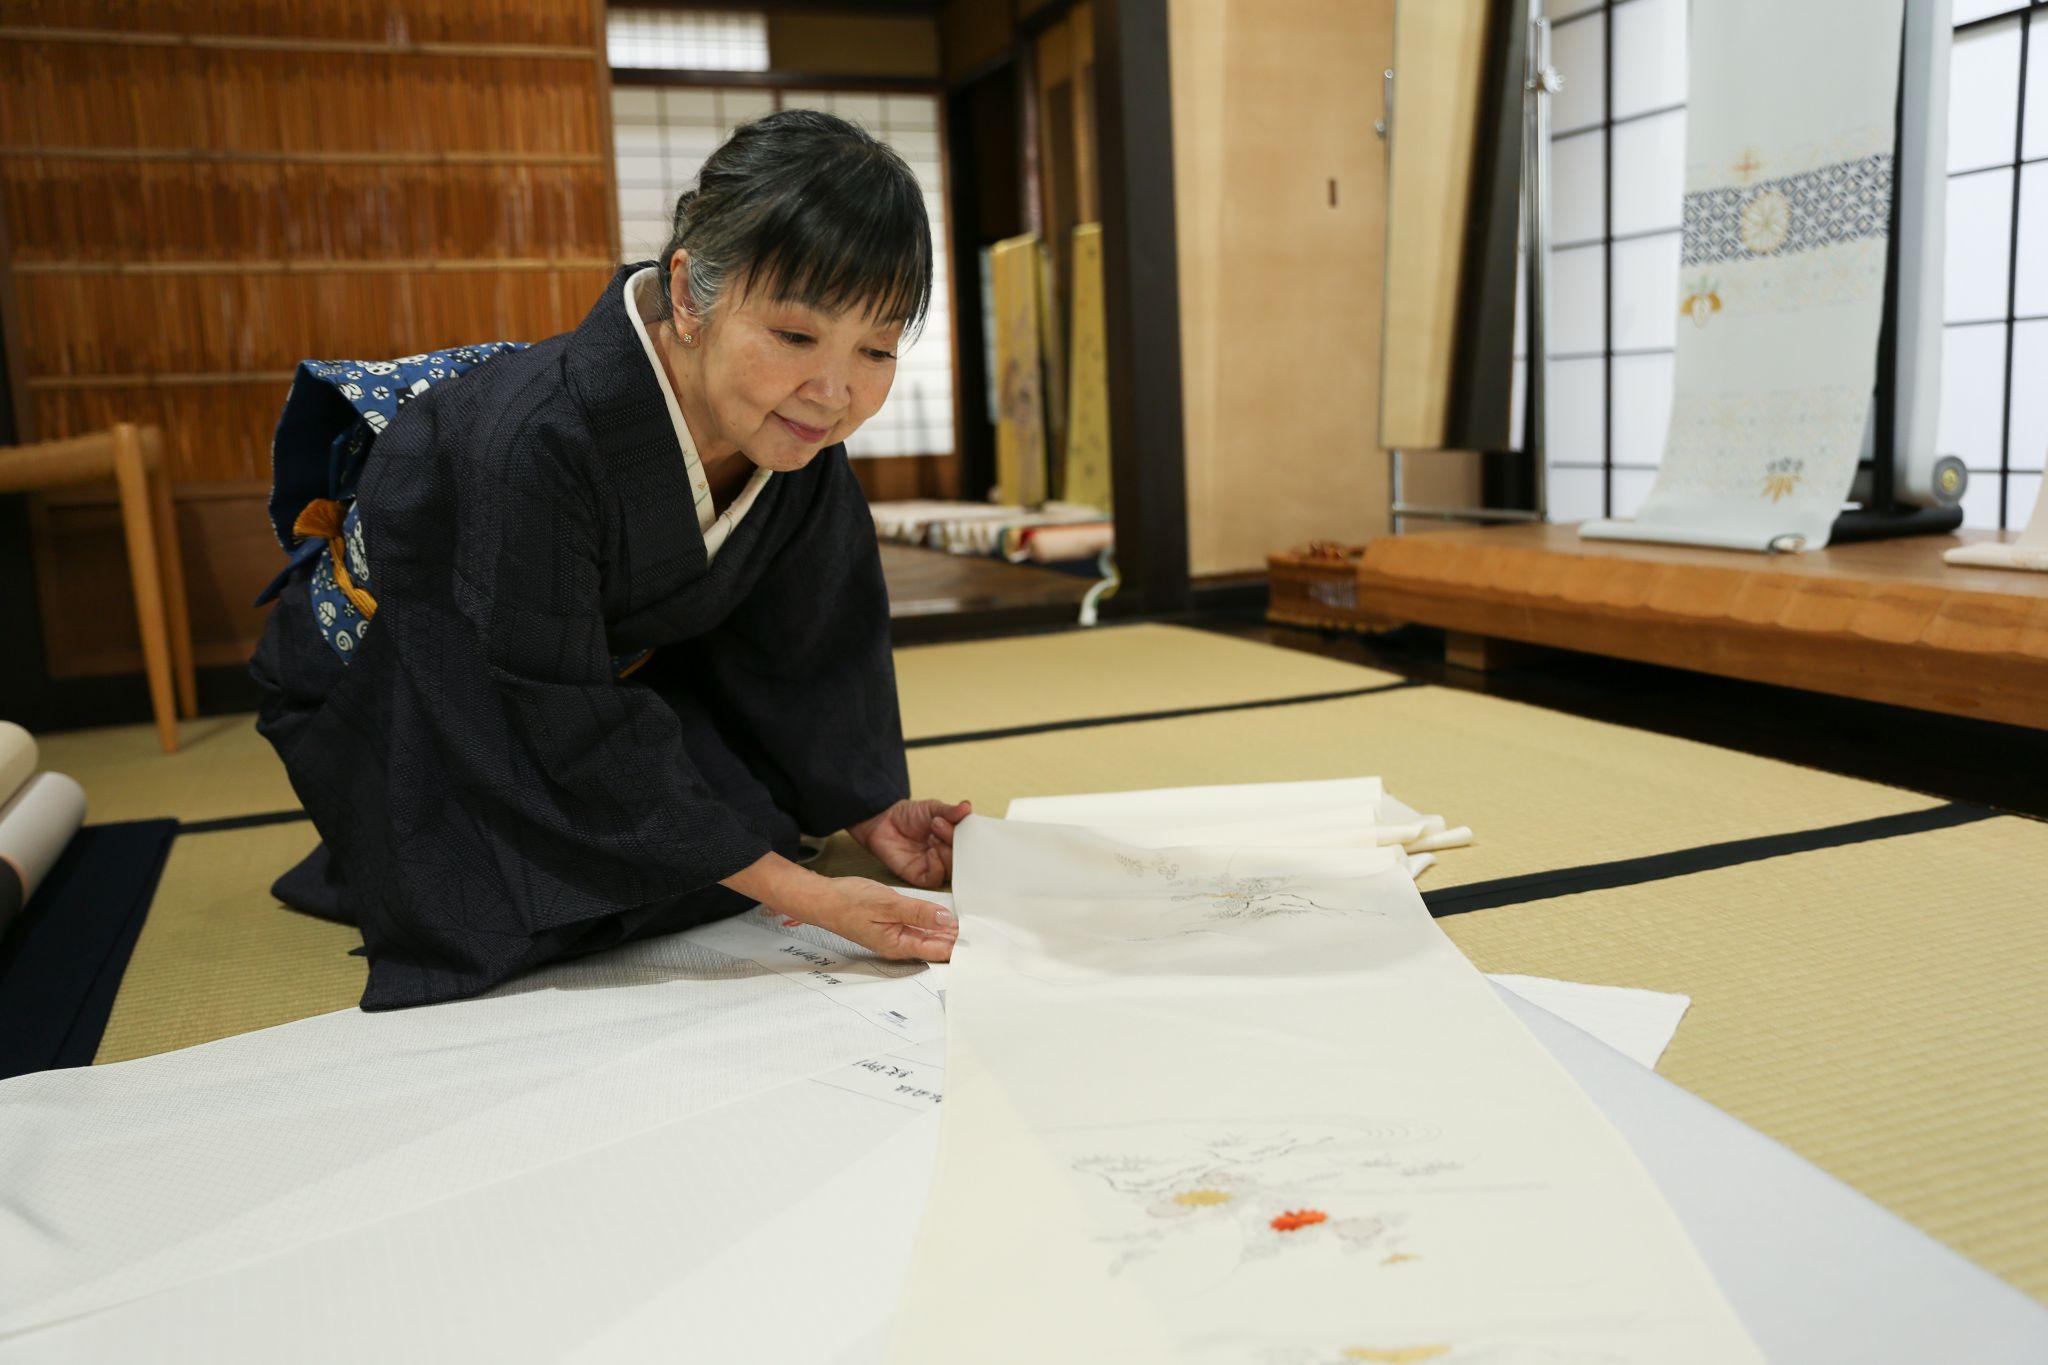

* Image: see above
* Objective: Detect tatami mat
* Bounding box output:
[93,823,362,1065]
[893,623,1404,738]
[43,626,1393,827]
[1440,814,2048,1302]
[36,715,300,825]
[907,685,1943,889]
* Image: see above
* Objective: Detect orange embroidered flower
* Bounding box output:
[1269,1208,1328,1233]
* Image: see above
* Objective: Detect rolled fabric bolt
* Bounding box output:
[1408,824,1474,853]
[0,721,36,807]
[0,771,88,933]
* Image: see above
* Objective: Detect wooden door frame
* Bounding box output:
[1092,0,1189,614]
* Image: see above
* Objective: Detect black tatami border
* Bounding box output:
[179,808,316,836]
[902,680,1423,749]
[1421,801,2000,918]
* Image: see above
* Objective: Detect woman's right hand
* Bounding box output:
[720,853,957,962]
[806,876,957,963]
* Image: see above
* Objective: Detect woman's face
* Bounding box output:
[672,257,904,471]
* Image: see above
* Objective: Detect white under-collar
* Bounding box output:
[622,267,771,561]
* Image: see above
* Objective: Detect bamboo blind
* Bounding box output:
[1,0,617,674]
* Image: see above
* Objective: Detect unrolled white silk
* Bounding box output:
[0,722,36,807]
[0,770,87,903]
[1007,777,1472,877]
[1580,0,1907,553]
[886,818,1760,1363]
[0,906,944,1336]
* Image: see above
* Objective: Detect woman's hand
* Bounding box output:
[849,798,972,890]
[720,853,957,962]
[807,876,957,963]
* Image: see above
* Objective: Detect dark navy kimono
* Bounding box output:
[251,267,909,1009]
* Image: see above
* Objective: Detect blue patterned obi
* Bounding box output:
[259,344,651,677]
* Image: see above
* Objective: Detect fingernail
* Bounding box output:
[935,908,956,926]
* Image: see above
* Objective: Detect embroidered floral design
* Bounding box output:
[1270,1208,1329,1233]
[1680,277,1723,328]
[1760,456,1804,502]
[1738,188,1792,254]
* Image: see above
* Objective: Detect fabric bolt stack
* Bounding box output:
[0,721,88,938]
[869,499,1111,563]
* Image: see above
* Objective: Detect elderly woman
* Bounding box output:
[251,111,968,1009]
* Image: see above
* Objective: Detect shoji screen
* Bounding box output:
[1538,0,2046,530]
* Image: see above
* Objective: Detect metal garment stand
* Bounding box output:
[1389,3,1558,532]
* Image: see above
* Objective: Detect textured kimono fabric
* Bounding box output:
[251,267,910,1010]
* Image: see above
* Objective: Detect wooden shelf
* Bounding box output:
[1271,523,2048,730]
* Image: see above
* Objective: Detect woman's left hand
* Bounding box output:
[850,798,973,890]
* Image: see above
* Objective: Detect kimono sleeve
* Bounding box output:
[358,403,772,943]
[692,450,911,837]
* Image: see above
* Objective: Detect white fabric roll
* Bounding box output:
[0,770,87,905]
[0,721,36,808]
[1944,482,2048,573]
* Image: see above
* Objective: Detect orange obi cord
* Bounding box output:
[293,498,379,618]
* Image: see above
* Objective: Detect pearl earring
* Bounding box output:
[682,332,694,345]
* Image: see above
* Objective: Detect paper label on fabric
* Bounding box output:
[692,911,946,1041]
[815,1051,948,1112]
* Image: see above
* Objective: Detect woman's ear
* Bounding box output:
[667,248,695,323]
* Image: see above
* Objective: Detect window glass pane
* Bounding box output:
[1547,357,1605,464]
[886,94,941,131]
[1611,231,1680,350]
[1953,0,2029,26]
[616,151,664,187]
[1958,463,2007,528]
[2027,15,2048,161]
[614,87,661,122]
[609,8,770,72]
[1550,243,1607,354]
[1611,351,1674,465]
[1610,466,1659,518]
[723,89,777,123]
[1552,131,1606,244]
[2015,163,2048,318]
[2009,320,2048,475]
[1947,20,2021,173]
[1550,15,1606,134]
[1610,0,1686,119]
[1510,356,1528,447]
[1938,322,2009,471]
[834,93,888,130]
[1546,465,1606,523]
[1610,108,1686,235]
[1944,170,2015,322]
[1550,0,1604,20]
[2005,472,2045,530]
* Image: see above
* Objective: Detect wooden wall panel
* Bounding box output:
[1170,0,1403,577]
[3,1,595,46]
[766,14,941,78]
[1377,0,1493,450]
[0,1,617,678]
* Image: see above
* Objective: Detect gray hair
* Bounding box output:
[654,108,933,338]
